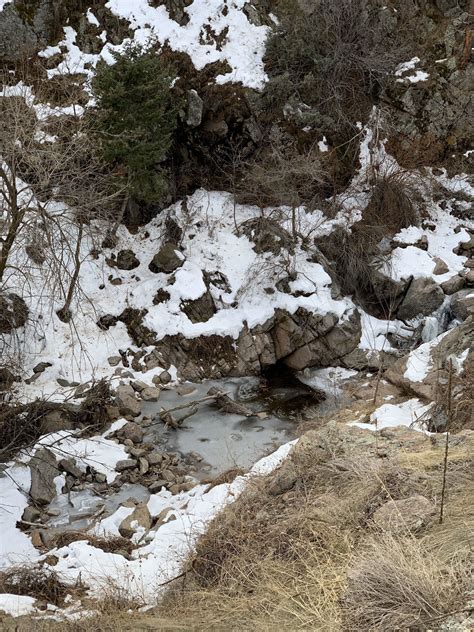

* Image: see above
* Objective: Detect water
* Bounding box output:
[141,374,328,479]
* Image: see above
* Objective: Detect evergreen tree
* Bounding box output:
[92,43,178,207]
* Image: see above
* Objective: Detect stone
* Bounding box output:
[397,277,444,320]
[33,362,52,374]
[148,480,168,493]
[21,506,41,523]
[138,457,149,475]
[0,292,28,334]
[148,243,184,274]
[115,384,141,417]
[41,409,75,434]
[372,495,435,533]
[147,451,163,466]
[56,378,80,387]
[268,465,297,496]
[58,458,82,479]
[432,257,449,275]
[108,356,122,367]
[95,473,107,483]
[119,503,152,538]
[450,289,474,321]
[30,530,44,549]
[115,459,137,472]
[140,386,161,402]
[177,384,197,396]
[161,469,175,482]
[186,89,203,127]
[129,447,147,458]
[116,249,140,270]
[441,274,465,295]
[131,380,148,392]
[463,269,474,286]
[122,422,144,444]
[29,448,58,505]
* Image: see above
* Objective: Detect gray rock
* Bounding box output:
[119,503,152,538]
[108,356,122,367]
[122,422,144,444]
[116,249,140,270]
[21,506,42,523]
[58,458,82,479]
[115,459,137,472]
[148,243,184,274]
[147,451,163,466]
[138,457,149,475]
[441,274,465,295]
[397,277,444,320]
[451,289,474,321]
[186,89,203,127]
[0,292,28,334]
[148,480,168,493]
[115,385,141,417]
[131,380,148,392]
[372,495,436,533]
[268,465,297,496]
[39,409,75,435]
[33,362,52,374]
[140,386,161,402]
[161,469,175,482]
[159,370,172,384]
[95,473,107,483]
[0,5,38,62]
[29,448,58,506]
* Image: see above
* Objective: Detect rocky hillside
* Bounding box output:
[0,0,473,628]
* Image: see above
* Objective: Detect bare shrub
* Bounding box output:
[318,168,421,316]
[342,534,471,631]
[263,0,417,130]
[0,566,70,607]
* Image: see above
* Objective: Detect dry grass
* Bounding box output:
[342,534,471,631]
[3,426,472,631]
[51,531,136,556]
[0,566,70,607]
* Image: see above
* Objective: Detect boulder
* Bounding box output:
[121,421,144,444]
[148,243,184,274]
[115,459,137,472]
[0,292,28,334]
[186,89,203,127]
[119,503,152,538]
[397,277,444,320]
[450,289,474,321]
[58,458,82,479]
[116,249,140,270]
[21,506,41,523]
[140,386,161,402]
[372,495,436,533]
[29,448,58,505]
[441,274,465,295]
[432,257,449,275]
[115,385,141,417]
[40,409,76,435]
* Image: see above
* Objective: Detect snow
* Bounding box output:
[298,367,358,394]
[350,398,433,433]
[0,594,38,617]
[395,57,429,83]
[39,1,269,90]
[404,331,449,382]
[3,189,352,400]
[47,440,296,601]
[0,1,11,10]
[0,465,39,568]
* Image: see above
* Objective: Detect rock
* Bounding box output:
[148,242,184,274]
[115,385,141,417]
[432,257,449,275]
[147,451,163,466]
[33,362,52,374]
[115,459,137,472]
[159,370,172,384]
[397,277,444,320]
[450,289,474,321]
[119,503,152,538]
[161,469,175,482]
[21,506,41,523]
[29,448,58,505]
[148,480,168,493]
[108,356,122,367]
[138,457,149,474]
[40,409,75,435]
[463,269,474,286]
[240,217,293,255]
[0,368,20,389]
[342,347,401,371]
[129,447,147,458]
[441,274,465,295]
[58,458,82,479]
[131,380,148,392]
[372,495,435,533]
[186,89,203,127]
[30,530,44,549]
[268,465,297,496]
[122,422,144,444]
[181,290,216,323]
[0,292,28,334]
[116,249,140,270]
[177,384,197,396]
[95,473,107,483]
[56,378,79,387]
[140,386,161,402]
